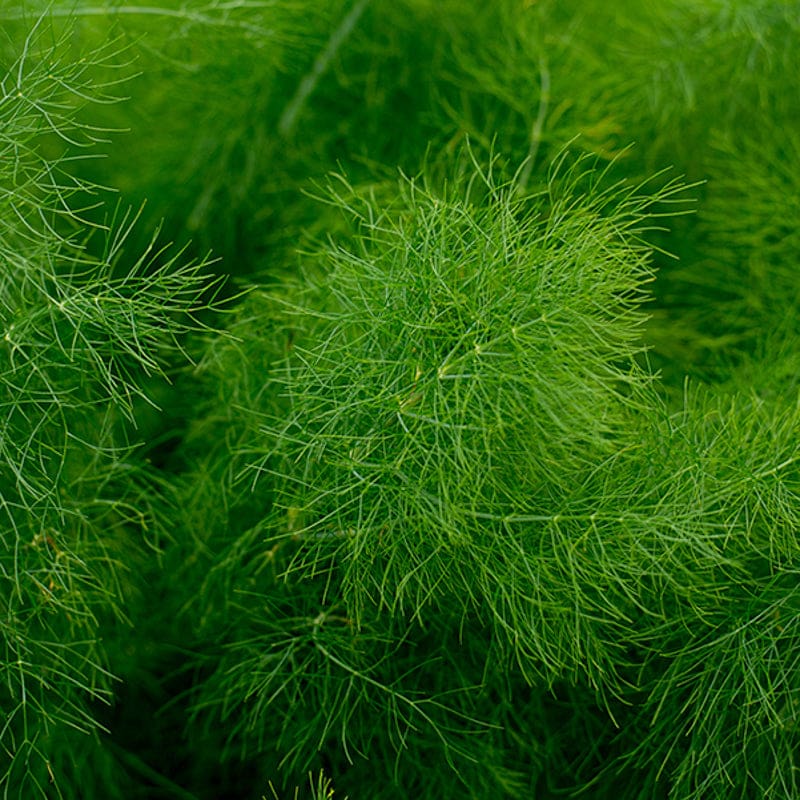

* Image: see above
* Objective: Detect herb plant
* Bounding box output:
[1,1,799,798]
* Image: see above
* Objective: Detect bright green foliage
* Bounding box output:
[0,11,220,797]
[241,160,678,672]
[1,1,799,799]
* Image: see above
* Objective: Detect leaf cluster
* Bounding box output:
[1,2,799,799]
[0,12,222,797]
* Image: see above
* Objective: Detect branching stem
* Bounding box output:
[517,57,550,195]
[278,0,372,137]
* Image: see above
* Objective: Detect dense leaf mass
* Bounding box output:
[1,1,798,798]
